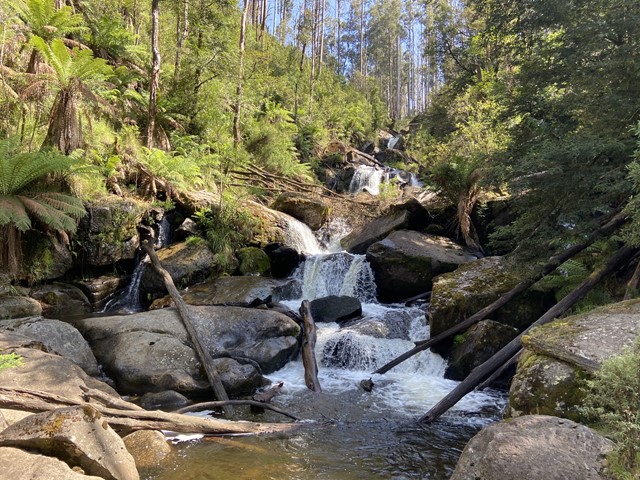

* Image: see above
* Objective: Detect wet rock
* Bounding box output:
[74,274,128,311]
[140,391,190,411]
[0,317,99,376]
[139,241,217,301]
[20,231,73,282]
[429,256,552,339]
[213,357,264,396]
[76,306,300,394]
[322,332,377,370]
[0,447,104,480]
[445,320,519,380]
[342,309,414,340]
[29,283,91,319]
[366,230,476,303]
[310,296,362,324]
[237,247,271,276]
[123,430,173,469]
[0,406,140,480]
[450,415,613,480]
[0,296,42,320]
[340,210,409,255]
[271,192,329,230]
[508,299,640,420]
[264,244,301,278]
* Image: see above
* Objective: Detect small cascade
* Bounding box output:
[282,213,324,255]
[154,216,172,248]
[387,136,400,150]
[295,252,377,302]
[101,255,148,313]
[349,165,386,196]
[315,217,352,252]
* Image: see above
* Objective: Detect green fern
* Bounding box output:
[10,0,87,42]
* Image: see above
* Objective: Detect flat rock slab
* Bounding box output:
[0,406,139,480]
[451,415,613,480]
[0,446,105,480]
[340,210,409,254]
[523,299,640,372]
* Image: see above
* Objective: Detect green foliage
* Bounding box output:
[581,339,640,479]
[11,0,86,42]
[0,352,24,371]
[139,147,203,191]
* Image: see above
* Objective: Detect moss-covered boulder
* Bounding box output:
[139,241,219,302]
[508,299,640,421]
[271,192,329,230]
[429,256,552,339]
[445,320,519,381]
[237,247,271,276]
[75,197,146,267]
[19,231,73,283]
[29,283,91,319]
[366,230,476,303]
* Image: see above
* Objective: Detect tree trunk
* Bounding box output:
[300,300,321,392]
[373,211,628,375]
[173,0,189,82]
[233,0,249,147]
[624,258,640,300]
[146,0,161,149]
[0,387,300,435]
[44,89,81,154]
[420,244,637,423]
[141,242,231,408]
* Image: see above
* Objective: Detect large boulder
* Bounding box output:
[151,276,301,308]
[236,247,271,276]
[75,306,300,394]
[366,230,477,303]
[29,283,91,319]
[0,317,99,376]
[309,296,362,324]
[508,299,640,420]
[0,406,139,480]
[429,256,552,338]
[74,274,128,311]
[139,241,217,301]
[123,430,173,469]
[0,296,42,320]
[444,320,519,381]
[340,210,409,255]
[271,192,329,230]
[76,197,145,267]
[0,447,104,480]
[19,231,73,283]
[451,415,613,480]
[264,244,301,279]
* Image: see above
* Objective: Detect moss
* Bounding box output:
[237,247,271,276]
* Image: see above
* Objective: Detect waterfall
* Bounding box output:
[387,136,400,150]
[101,255,148,313]
[349,165,386,196]
[154,216,172,248]
[283,215,324,254]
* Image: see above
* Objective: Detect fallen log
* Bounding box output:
[476,349,522,391]
[373,211,628,375]
[420,244,637,423]
[141,241,231,408]
[300,300,322,393]
[0,387,302,435]
[176,399,299,421]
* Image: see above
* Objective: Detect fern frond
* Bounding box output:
[35,192,86,219]
[19,195,79,233]
[0,197,30,231]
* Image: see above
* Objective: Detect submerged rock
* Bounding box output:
[508,299,640,420]
[451,415,613,480]
[366,230,476,303]
[123,430,173,469]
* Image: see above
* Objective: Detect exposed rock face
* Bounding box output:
[236,247,271,276]
[20,231,73,282]
[0,317,99,376]
[123,430,173,469]
[309,296,362,324]
[508,299,640,420]
[366,230,476,303]
[264,244,301,278]
[174,189,219,216]
[340,210,409,255]
[429,256,552,338]
[450,415,613,480]
[139,241,217,301]
[0,447,105,480]
[74,274,128,311]
[0,406,139,480]
[75,306,300,394]
[272,192,329,230]
[212,357,266,396]
[0,296,42,320]
[76,198,144,267]
[445,320,519,381]
[29,283,91,319]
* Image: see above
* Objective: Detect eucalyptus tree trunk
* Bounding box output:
[174,0,189,82]
[146,0,161,149]
[233,0,249,147]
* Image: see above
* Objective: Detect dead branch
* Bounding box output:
[300,300,321,393]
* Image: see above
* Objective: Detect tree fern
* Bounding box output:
[10,0,86,42]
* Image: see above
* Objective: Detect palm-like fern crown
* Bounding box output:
[11,0,87,41]
[0,139,86,233]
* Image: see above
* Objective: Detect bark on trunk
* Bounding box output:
[146,0,161,149]
[419,244,637,423]
[300,300,321,392]
[233,0,249,147]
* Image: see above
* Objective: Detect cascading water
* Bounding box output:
[348,165,386,195]
[282,213,324,255]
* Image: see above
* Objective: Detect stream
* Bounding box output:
[138,215,506,480]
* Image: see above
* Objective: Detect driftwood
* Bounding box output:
[476,349,522,391]
[348,147,386,169]
[300,300,322,392]
[420,244,637,423]
[141,241,231,407]
[373,211,628,375]
[401,291,432,305]
[0,387,301,435]
[176,399,299,421]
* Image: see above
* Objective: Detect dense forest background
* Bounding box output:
[1,0,640,283]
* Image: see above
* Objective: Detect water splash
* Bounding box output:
[282,214,324,255]
[349,165,386,196]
